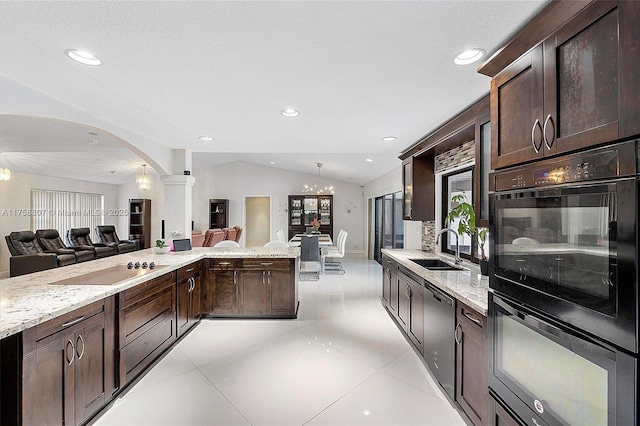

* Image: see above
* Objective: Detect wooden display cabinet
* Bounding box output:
[129,198,151,249]
[288,195,333,239]
[209,199,229,229]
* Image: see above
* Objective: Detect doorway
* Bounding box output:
[244,196,271,247]
[373,191,403,263]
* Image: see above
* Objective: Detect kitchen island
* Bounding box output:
[0,246,299,426]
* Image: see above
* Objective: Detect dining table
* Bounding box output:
[288,233,333,247]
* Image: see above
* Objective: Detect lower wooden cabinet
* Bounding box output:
[455,302,488,426]
[488,393,523,426]
[177,262,202,337]
[118,271,177,384]
[0,297,116,426]
[204,258,297,318]
[398,272,424,354]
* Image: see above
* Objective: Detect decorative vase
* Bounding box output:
[480,259,489,276]
[154,246,171,254]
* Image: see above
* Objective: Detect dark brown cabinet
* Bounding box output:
[209,199,229,229]
[288,195,333,239]
[474,111,492,228]
[402,154,435,221]
[455,302,488,426]
[177,262,202,337]
[404,274,424,354]
[204,259,241,315]
[381,256,395,308]
[204,258,297,318]
[129,198,151,248]
[488,394,523,426]
[118,271,176,384]
[1,298,116,426]
[491,0,640,170]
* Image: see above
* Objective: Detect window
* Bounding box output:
[442,168,474,260]
[31,189,104,241]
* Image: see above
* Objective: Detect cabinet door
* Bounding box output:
[190,272,202,322]
[242,270,268,316]
[543,1,620,156]
[402,159,413,219]
[269,269,295,316]
[397,276,410,329]
[491,45,544,169]
[388,268,400,316]
[455,306,487,426]
[382,266,391,307]
[407,280,424,354]
[74,312,111,425]
[489,394,523,426]
[176,276,191,336]
[25,329,74,426]
[208,270,240,315]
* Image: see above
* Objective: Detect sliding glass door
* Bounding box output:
[374,191,403,263]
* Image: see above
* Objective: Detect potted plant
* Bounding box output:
[445,194,489,276]
[154,239,171,254]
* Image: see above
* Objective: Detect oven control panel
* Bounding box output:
[493,140,637,191]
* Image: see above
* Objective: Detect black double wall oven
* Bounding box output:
[488,140,639,425]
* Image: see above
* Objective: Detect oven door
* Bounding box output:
[490,178,638,353]
[489,293,637,426]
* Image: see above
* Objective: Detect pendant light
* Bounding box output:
[302,163,334,194]
[136,164,152,190]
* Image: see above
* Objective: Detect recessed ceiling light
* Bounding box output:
[281,108,300,117]
[199,136,214,141]
[270,161,276,165]
[65,49,103,66]
[453,48,486,66]
[365,158,374,162]
[382,136,396,142]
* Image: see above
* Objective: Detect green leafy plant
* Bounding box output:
[444,194,489,261]
[155,239,167,248]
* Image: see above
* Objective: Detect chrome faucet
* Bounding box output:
[436,228,462,265]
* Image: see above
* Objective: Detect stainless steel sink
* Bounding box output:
[409,258,460,271]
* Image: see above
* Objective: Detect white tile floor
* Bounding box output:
[95,255,466,426]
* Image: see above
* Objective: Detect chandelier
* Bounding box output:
[136,164,152,190]
[302,163,334,194]
[0,152,10,182]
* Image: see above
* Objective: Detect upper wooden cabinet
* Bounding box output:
[402,153,434,221]
[491,0,640,169]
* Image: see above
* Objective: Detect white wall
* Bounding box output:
[0,171,119,275]
[362,165,422,254]
[192,161,365,253]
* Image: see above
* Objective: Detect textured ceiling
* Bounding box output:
[0,0,548,185]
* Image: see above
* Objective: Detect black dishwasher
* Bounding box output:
[423,283,456,400]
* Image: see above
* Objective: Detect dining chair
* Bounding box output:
[322,231,347,274]
[213,240,240,248]
[299,235,320,280]
[264,240,289,248]
[275,229,285,242]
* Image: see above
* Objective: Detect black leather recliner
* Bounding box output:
[5,231,66,275]
[35,229,95,263]
[67,227,116,258]
[95,225,137,254]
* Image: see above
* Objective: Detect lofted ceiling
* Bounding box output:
[0,0,548,186]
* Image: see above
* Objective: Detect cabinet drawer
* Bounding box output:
[35,298,105,342]
[122,313,174,379]
[242,259,292,270]
[120,285,174,346]
[457,302,485,333]
[120,271,176,307]
[177,262,200,281]
[209,258,240,270]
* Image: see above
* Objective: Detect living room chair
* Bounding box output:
[95,225,137,254]
[233,226,243,244]
[203,229,225,247]
[36,229,95,263]
[223,227,237,242]
[191,230,205,247]
[5,231,59,276]
[67,227,116,258]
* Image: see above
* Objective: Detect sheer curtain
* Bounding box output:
[31,189,104,240]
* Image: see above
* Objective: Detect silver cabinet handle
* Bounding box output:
[454,323,462,346]
[76,334,85,360]
[262,270,266,285]
[66,339,75,365]
[267,270,271,285]
[463,312,482,326]
[405,284,411,299]
[186,268,195,272]
[261,262,273,267]
[531,119,543,153]
[62,316,85,328]
[233,270,237,284]
[543,114,555,150]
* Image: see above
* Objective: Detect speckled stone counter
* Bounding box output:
[381,249,489,316]
[0,247,299,339]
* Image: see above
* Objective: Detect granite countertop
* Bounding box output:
[381,249,489,316]
[0,247,299,339]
